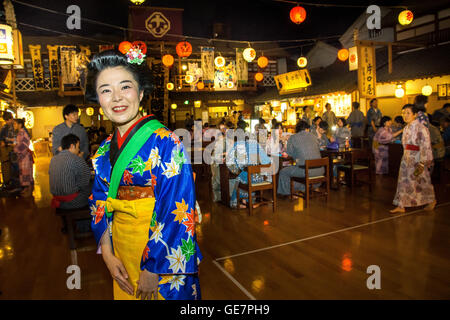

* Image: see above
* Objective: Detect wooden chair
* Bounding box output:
[236,163,277,215]
[337,149,372,190]
[290,157,330,208]
[55,207,91,250]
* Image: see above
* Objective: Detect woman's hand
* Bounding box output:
[103,253,134,295]
[136,269,159,300]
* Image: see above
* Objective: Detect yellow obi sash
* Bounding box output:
[107,197,167,300]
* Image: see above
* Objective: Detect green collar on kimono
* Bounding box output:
[106,119,164,218]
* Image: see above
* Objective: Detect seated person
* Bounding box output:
[277,121,323,196]
[310,116,322,132]
[49,134,91,210]
[226,136,272,208]
[332,118,351,146]
[311,121,330,150]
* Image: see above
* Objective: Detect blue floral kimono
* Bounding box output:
[89,116,202,300]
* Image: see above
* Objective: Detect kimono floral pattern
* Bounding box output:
[393,120,435,208]
[90,124,202,299]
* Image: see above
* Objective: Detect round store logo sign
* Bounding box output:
[145,12,171,38]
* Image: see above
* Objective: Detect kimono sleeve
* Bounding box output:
[89,143,111,249]
[141,136,201,275]
[418,124,434,166]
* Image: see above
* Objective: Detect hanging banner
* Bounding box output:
[348,46,358,71]
[274,69,312,95]
[187,62,203,91]
[76,49,90,90]
[214,61,237,91]
[129,7,183,41]
[28,44,45,91]
[60,46,78,85]
[2,70,12,93]
[99,45,114,52]
[200,47,214,83]
[357,45,376,98]
[236,48,248,83]
[12,29,24,69]
[47,45,60,89]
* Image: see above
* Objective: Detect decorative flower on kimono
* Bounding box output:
[146,147,161,170]
[171,199,189,223]
[149,222,164,243]
[162,158,180,179]
[169,275,186,292]
[166,246,186,273]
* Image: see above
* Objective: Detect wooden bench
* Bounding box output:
[55,207,92,250]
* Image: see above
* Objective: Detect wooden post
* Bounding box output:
[388,43,392,74]
[11,65,16,112]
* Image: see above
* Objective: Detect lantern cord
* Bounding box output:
[12,0,344,46]
[273,0,411,9]
[18,22,114,44]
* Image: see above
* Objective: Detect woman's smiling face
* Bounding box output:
[96,66,143,126]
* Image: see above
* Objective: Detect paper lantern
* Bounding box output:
[78,109,81,116]
[255,72,264,82]
[422,85,432,96]
[185,74,194,84]
[162,54,174,67]
[166,82,174,90]
[99,108,104,115]
[171,103,177,110]
[24,111,34,129]
[398,10,413,26]
[197,82,205,90]
[243,47,256,62]
[129,0,146,4]
[118,41,132,54]
[215,56,225,68]
[194,101,201,108]
[86,107,94,116]
[338,49,349,61]
[181,64,187,71]
[290,6,306,24]
[226,81,234,89]
[297,56,307,68]
[176,41,192,58]
[257,56,269,68]
[132,41,147,54]
[395,85,405,98]
[0,24,14,65]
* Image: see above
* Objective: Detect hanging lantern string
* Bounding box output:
[273,0,410,9]
[12,0,344,48]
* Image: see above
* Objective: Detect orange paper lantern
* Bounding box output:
[255,72,264,82]
[118,41,132,54]
[290,6,306,24]
[132,41,147,54]
[297,56,307,68]
[176,41,192,58]
[337,49,349,61]
[398,10,414,26]
[162,54,174,67]
[197,82,205,90]
[257,56,269,68]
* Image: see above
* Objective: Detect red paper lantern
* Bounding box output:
[290,6,306,24]
[118,41,132,54]
[255,72,264,82]
[132,41,147,54]
[338,49,349,61]
[197,82,205,90]
[257,56,269,68]
[176,41,192,58]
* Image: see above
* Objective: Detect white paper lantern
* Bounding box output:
[86,107,94,116]
[0,24,14,65]
[243,47,256,62]
[395,85,405,98]
[214,56,225,68]
[226,81,234,89]
[171,103,177,109]
[297,56,307,68]
[422,85,432,96]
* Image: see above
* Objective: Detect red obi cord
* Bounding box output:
[405,144,420,151]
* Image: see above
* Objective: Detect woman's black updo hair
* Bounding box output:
[380,116,392,128]
[84,49,153,104]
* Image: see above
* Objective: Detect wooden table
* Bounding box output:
[320,148,364,189]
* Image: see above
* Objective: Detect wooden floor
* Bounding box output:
[0,155,449,299]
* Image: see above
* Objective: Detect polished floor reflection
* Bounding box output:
[0,155,449,299]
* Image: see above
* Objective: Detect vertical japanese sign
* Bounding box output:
[29,45,45,91]
[357,45,376,98]
[348,46,358,71]
[235,48,248,83]
[47,45,60,89]
[200,47,214,83]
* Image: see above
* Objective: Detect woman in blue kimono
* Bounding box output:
[85,49,201,300]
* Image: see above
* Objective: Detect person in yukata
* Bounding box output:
[391,104,436,214]
[372,116,402,175]
[85,49,202,300]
